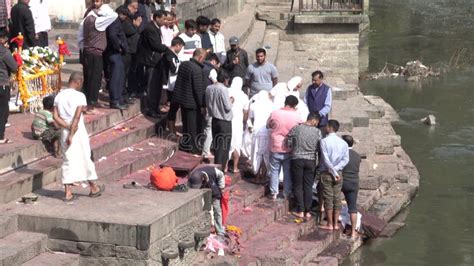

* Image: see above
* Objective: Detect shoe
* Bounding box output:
[123,97,135,105]
[146,110,161,118]
[110,103,128,110]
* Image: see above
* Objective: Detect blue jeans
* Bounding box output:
[269,152,292,196]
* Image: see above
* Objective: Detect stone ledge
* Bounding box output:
[294,14,369,24]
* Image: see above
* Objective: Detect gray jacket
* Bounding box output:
[0,46,17,86]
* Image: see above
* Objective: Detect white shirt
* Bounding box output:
[30,0,51,33]
[77,4,118,49]
[54,88,87,125]
[208,30,226,54]
[178,32,202,62]
[320,133,350,178]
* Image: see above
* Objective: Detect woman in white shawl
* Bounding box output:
[228,77,249,173]
[271,76,309,121]
[245,90,274,176]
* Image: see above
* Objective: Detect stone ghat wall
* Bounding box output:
[176,0,245,21]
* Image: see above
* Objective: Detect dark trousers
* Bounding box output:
[83,51,103,106]
[180,108,203,154]
[145,66,162,112]
[291,159,317,212]
[127,53,145,96]
[211,118,232,170]
[342,179,359,213]
[37,32,48,47]
[167,91,179,121]
[122,53,132,98]
[106,53,125,105]
[0,86,10,139]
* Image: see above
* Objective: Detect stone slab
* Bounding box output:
[1,184,210,250]
[22,252,80,266]
[242,21,267,64]
[369,183,418,222]
[0,231,47,265]
[220,4,256,51]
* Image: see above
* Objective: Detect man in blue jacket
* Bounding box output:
[304,70,332,136]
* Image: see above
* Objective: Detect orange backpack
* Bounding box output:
[150,167,178,191]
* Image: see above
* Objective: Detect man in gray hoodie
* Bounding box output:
[0,28,18,145]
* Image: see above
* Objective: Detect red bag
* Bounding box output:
[150,167,178,191]
[221,190,230,225]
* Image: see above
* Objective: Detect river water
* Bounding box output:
[345,0,474,265]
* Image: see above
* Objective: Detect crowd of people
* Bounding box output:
[0,0,363,237]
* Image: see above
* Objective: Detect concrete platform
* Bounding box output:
[0,182,211,262]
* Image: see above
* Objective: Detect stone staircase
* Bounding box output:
[190,2,420,265]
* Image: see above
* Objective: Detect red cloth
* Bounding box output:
[59,42,71,56]
[10,36,24,48]
[221,190,230,225]
[150,167,178,191]
[13,53,22,66]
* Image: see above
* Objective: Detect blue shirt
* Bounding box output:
[319,133,349,178]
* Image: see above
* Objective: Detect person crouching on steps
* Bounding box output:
[188,165,226,236]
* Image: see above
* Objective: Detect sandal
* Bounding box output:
[63,194,78,202]
[123,181,143,189]
[291,212,305,219]
[0,138,13,144]
[89,184,105,198]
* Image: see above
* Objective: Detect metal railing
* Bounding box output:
[293,0,364,14]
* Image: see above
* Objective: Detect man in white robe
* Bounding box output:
[228,77,249,173]
[53,72,105,202]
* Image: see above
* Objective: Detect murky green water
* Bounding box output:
[346,0,474,265]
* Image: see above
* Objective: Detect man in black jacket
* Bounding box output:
[104,11,129,110]
[137,10,168,117]
[10,0,35,49]
[118,1,141,103]
[223,36,249,85]
[172,48,208,154]
[128,0,148,98]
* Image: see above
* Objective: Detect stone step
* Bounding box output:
[317,237,364,264]
[243,21,267,64]
[221,3,257,51]
[369,182,417,222]
[251,228,338,265]
[0,215,17,239]
[227,197,289,242]
[0,100,141,175]
[231,215,316,265]
[0,114,158,204]
[275,41,296,82]
[22,252,80,266]
[262,29,280,65]
[0,231,48,265]
[228,181,266,216]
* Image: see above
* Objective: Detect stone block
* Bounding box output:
[0,215,17,239]
[359,209,387,238]
[359,175,381,190]
[116,245,149,260]
[48,239,116,257]
[375,141,395,155]
[309,256,338,266]
[391,135,402,147]
[352,116,370,127]
[379,222,406,238]
[79,256,155,266]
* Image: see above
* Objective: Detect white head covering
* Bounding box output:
[229,77,244,97]
[287,76,303,92]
